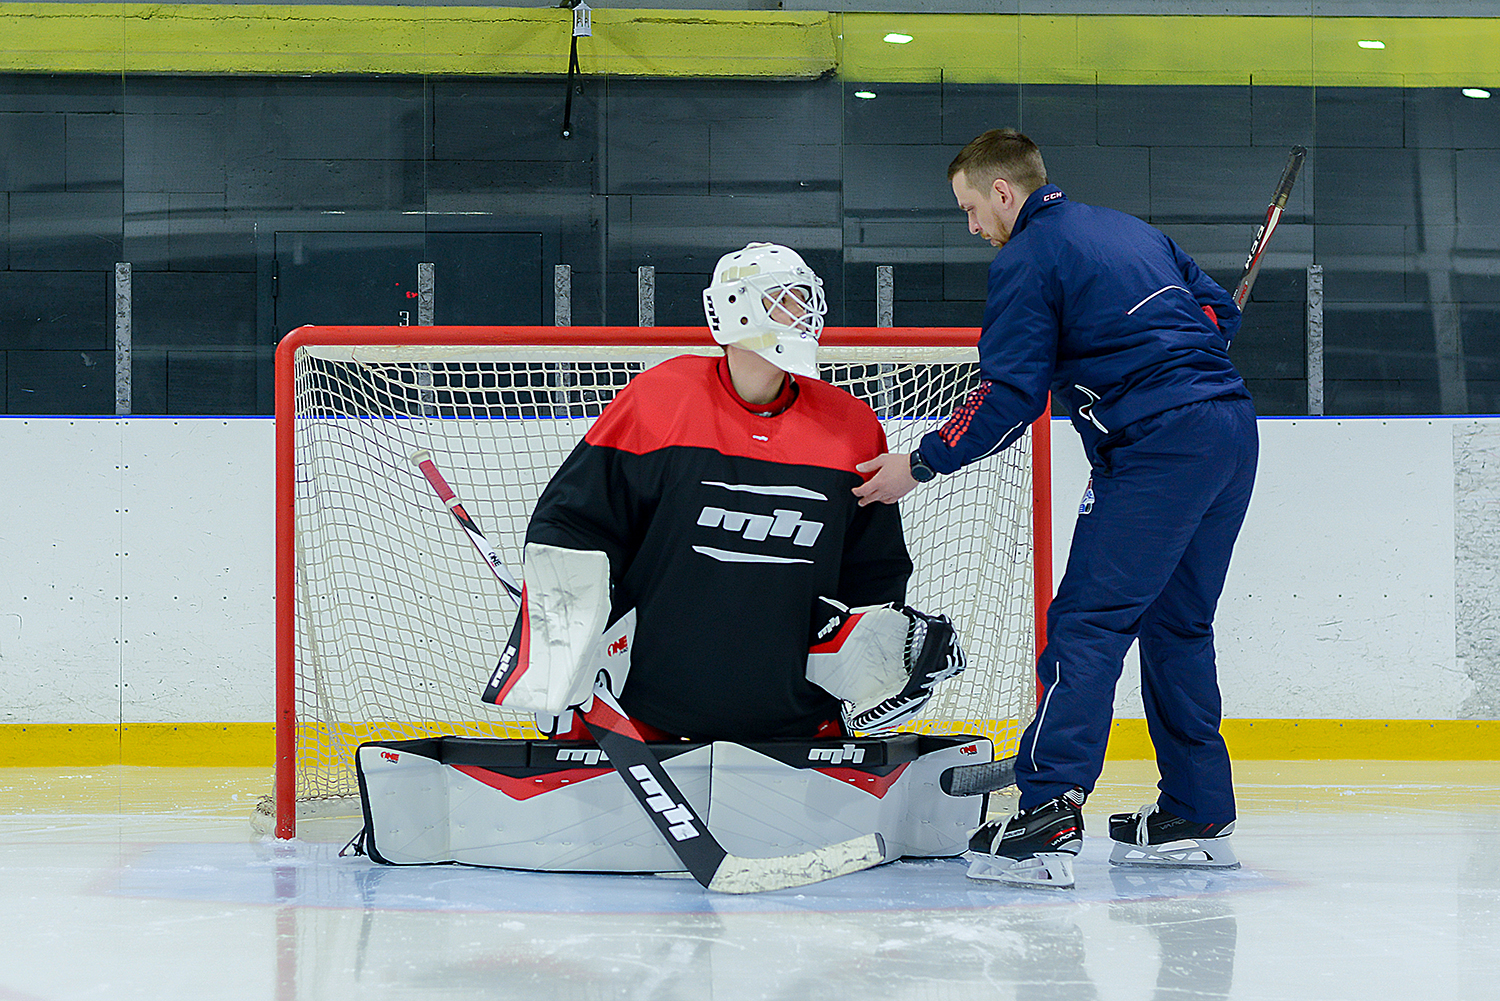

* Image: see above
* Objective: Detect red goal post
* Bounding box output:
[272,325,1053,839]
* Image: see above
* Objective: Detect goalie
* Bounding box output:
[489,242,965,741]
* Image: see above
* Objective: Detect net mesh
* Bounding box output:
[284,337,1039,811]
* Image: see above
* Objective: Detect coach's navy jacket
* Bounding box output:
[918,185,1250,472]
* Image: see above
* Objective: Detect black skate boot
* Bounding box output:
[1108,803,1239,869]
[966,787,1086,889]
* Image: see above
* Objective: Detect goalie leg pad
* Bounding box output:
[352,733,990,871]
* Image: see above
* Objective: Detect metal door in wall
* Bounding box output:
[272,231,545,334]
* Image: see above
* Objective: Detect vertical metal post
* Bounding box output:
[638,265,655,327]
[554,264,572,326]
[417,262,434,326]
[872,266,897,415]
[415,262,436,414]
[876,265,894,327]
[1306,264,1324,416]
[114,263,131,416]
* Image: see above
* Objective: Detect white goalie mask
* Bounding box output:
[702,242,828,378]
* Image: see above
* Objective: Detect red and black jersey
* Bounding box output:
[526,354,913,741]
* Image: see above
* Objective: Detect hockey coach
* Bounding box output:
[855,128,1259,889]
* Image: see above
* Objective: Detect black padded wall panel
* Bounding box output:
[0,74,1493,417]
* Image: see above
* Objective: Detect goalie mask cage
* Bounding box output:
[272,326,1053,838]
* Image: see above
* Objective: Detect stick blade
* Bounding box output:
[707,833,886,894]
[940,755,1017,797]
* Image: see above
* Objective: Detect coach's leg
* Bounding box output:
[1137,399,1257,825]
[1018,433,1213,805]
[1016,400,1256,810]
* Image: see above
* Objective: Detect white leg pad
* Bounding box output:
[355,733,990,871]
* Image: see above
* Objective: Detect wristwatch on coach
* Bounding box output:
[909,450,937,483]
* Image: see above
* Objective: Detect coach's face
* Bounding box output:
[952,170,1021,249]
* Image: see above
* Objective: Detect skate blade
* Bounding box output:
[1108,837,1239,869]
[966,852,1076,889]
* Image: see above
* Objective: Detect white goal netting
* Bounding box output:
[275,329,1044,824]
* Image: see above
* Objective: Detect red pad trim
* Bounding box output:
[455,760,908,801]
[491,585,531,706]
[815,761,909,799]
[453,763,612,801]
[807,611,862,655]
[581,697,650,742]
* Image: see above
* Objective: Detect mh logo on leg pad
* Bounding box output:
[627,764,700,841]
[809,744,865,765]
[554,748,608,765]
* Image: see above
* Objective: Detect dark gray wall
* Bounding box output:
[2,72,1498,416]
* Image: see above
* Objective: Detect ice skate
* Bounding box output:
[1108,803,1239,869]
[965,787,1085,889]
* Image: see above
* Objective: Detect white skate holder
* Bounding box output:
[967,852,1077,889]
[1109,836,1240,869]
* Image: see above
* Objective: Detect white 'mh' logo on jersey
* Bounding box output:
[692,481,828,565]
[697,506,823,547]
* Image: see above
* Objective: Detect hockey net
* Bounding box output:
[271,326,1051,836]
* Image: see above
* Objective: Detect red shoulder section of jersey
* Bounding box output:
[584,354,888,473]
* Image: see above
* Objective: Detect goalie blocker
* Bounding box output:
[351,732,992,871]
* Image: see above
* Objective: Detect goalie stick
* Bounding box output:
[409,449,887,893]
[1232,145,1307,311]
[412,450,523,604]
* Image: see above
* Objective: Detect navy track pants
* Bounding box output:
[1017,396,1258,824]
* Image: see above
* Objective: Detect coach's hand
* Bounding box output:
[853,452,920,506]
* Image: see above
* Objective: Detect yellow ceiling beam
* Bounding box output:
[0,4,1497,86]
[0,4,838,77]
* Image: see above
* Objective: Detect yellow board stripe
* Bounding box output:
[1109,719,1500,761]
[1,720,1496,766]
[0,6,1497,84]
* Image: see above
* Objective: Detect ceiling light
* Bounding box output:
[1357,39,1385,49]
[1462,88,1492,99]
[854,91,877,100]
[883,33,913,44]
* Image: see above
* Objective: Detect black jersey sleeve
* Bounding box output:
[524,437,655,583]
[835,494,912,609]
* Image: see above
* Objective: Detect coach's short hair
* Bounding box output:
[948,129,1048,196]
